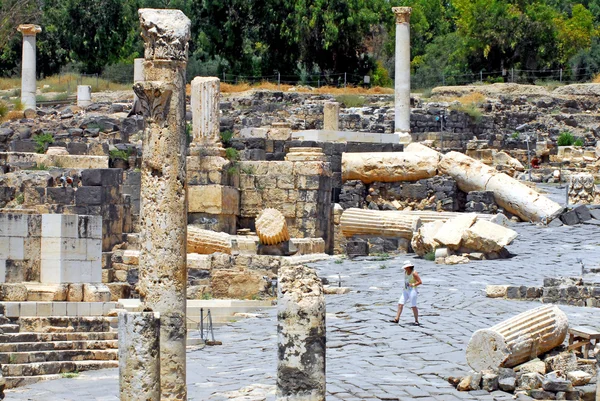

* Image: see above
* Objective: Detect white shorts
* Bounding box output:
[398,289,418,307]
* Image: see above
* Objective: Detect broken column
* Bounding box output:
[133,58,145,103]
[17,24,42,110]
[119,311,161,400]
[323,102,340,131]
[190,76,224,155]
[77,85,92,108]
[439,151,563,222]
[342,152,438,183]
[278,264,326,400]
[466,305,568,371]
[135,8,191,400]
[340,208,421,239]
[392,7,412,144]
[568,173,598,205]
[256,208,290,245]
[187,225,232,254]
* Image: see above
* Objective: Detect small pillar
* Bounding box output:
[392,7,412,143]
[190,76,224,156]
[323,102,340,131]
[135,8,191,400]
[17,24,42,110]
[133,58,145,103]
[119,312,161,401]
[277,264,326,401]
[77,85,92,108]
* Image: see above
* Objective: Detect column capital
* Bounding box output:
[138,8,191,62]
[17,24,42,36]
[392,7,412,24]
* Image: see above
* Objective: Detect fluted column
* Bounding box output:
[392,7,412,144]
[256,208,290,245]
[187,225,232,254]
[135,8,191,400]
[342,152,438,183]
[466,305,568,371]
[190,76,225,156]
[17,24,42,110]
[340,208,421,239]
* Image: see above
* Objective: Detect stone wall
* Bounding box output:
[0,213,41,283]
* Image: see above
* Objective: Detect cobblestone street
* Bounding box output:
[8,218,600,400]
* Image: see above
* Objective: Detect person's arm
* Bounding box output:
[412,272,422,287]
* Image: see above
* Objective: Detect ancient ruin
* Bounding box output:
[16,24,42,111]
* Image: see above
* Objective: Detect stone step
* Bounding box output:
[0,331,118,343]
[0,339,118,353]
[0,323,21,333]
[5,373,62,389]
[18,316,112,333]
[0,349,118,365]
[2,359,118,379]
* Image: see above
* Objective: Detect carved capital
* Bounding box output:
[133,81,173,126]
[138,9,191,62]
[392,7,412,24]
[17,24,42,36]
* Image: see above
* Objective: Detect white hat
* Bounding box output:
[402,260,414,269]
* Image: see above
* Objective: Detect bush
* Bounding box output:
[335,94,366,107]
[33,133,54,154]
[109,149,130,161]
[574,138,584,147]
[225,147,239,161]
[220,130,234,146]
[371,60,392,87]
[424,251,435,261]
[450,103,483,123]
[557,131,575,146]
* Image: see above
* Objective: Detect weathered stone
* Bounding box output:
[529,389,557,400]
[466,305,569,371]
[255,208,290,245]
[210,269,267,299]
[277,264,326,401]
[443,255,470,265]
[187,226,232,255]
[567,370,591,386]
[518,372,544,390]
[486,285,508,298]
[0,283,28,301]
[119,312,160,400]
[187,184,239,215]
[543,377,573,392]
[323,102,340,131]
[482,370,499,392]
[340,208,421,239]
[568,173,598,205]
[433,214,477,250]
[461,220,518,253]
[342,152,438,183]
[410,220,443,257]
[83,283,111,302]
[545,352,578,374]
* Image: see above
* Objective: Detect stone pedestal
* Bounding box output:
[119,311,161,401]
[392,7,412,144]
[323,102,340,131]
[135,8,191,400]
[17,24,42,110]
[77,85,92,108]
[190,77,221,148]
[277,264,326,400]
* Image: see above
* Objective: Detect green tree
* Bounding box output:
[556,4,597,64]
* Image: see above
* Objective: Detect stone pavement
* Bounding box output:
[7,210,600,399]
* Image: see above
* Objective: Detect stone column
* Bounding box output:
[77,85,92,108]
[134,8,191,400]
[119,312,161,401]
[340,208,422,239]
[17,24,42,110]
[190,77,221,148]
[392,7,412,144]
[323,102,340,131]
[277,264,326,401]
[133,58,145,103]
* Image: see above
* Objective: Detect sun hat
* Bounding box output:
[402,260,414,269]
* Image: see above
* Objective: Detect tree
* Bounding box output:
[556,4,597,64]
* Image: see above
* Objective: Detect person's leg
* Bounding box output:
[394,303,404,321]
[391,292,407,322]
[411,306,419,324]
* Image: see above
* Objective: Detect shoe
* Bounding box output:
[411,322,421,326]
[389,319,399,324]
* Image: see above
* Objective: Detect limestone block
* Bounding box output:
[255,208,290,245]
[45,147,69,156]
[545,352,578,374]
[340,208,421,239]
[439,151,563,223]
[285,147,327,162]
[518,372,544,390]
[25,283,68,301]
[443,255,470,265]
[342,152,438,183]
[466,305,568,371]
[461,220,518,253]
[67,284,84,302]
[486,285,508,298]
[122,250,140,265]
[83,283,111,302]
[277,264,325,400]
[188,185,239,215]
[433,214,477,250]
[186,253,211,271]
[493,151,524,171]
[187,226,232,255]
[0,283,28,301]
[567,371,592,386]
[411,220,444,257]
[515,359,546,375]
[119,311,160,400]
[210,269,267,298]
[323,102,340,131]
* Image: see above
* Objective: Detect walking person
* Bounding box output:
[390,260,422,326]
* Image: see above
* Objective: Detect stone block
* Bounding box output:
[485,285,508,298]
[90,302,103,316]
[67,284,84,302]
[566,370,591,386]
[81,169,123,187]
[25,284,68,301]
[573,205,592,222]
[188,185,239,215]
[83,283,111,302]
[210,269,267,298]
[75,187,103,205]
[0,283,28,301]
[52,302,67,316]
[560,210,580,226]
[0,213,29,237]
[107,283,130,301]
[20,302,37,316]
[434,214,477,250]
[346,239,368,257]
[8,237,24,259]
[0,241,7,260]
[36,302,52,316]
[77,302,91,316]
[42,214,79,238]
[46,187,75,204]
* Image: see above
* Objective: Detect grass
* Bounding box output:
[0,73,131,95]
[334,259,343,264]
[534,80,564,91]
[109,149,131,161]
[335,94,366,107]
[557,131,575,146]
[511,132,520,140]
[11,99,24,111]
[201,292,213,300]
[189,81,394,96]
[61,372,79,379]
[0,101,7,119]
[372,253,391,261]
[0,77,20,91]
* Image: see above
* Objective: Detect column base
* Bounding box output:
[188,144,226,157]
[393,131,413,144]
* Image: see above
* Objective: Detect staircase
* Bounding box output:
[0,306,118,389]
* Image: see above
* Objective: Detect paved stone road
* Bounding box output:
[7,188,600,400]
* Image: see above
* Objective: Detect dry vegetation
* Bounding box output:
[593,74,600,83]
[0,73,131,96]
[186,81,394,96]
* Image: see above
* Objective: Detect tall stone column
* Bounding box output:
[119,312,161,400]
[277,264,326,401]
[134,8,191,400]
[392,7,412,144]
[17,24,42,110]
[190,76,224,155]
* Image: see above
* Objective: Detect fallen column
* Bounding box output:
[278,264,326,401]
[342,152,438,183]
[404,142,441,159]
[256,208,290,245]
[187,226,232,254]
[119,312,161,401]
[439,151,563,222]
[466,305,568,371]
[135,8,191,400]
[389,210,497,223]
[340,208,421,239]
